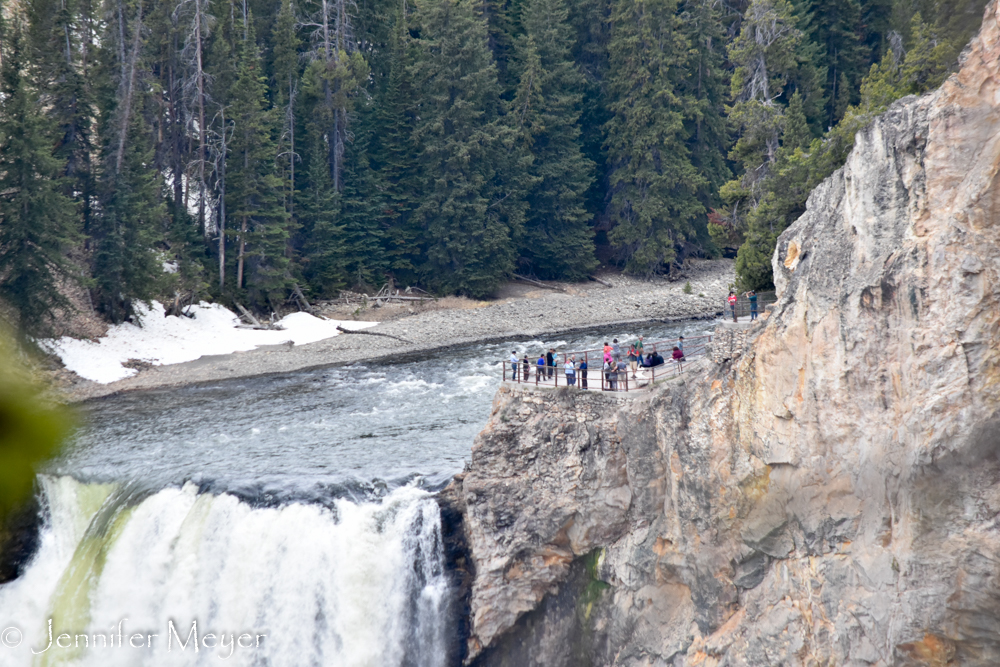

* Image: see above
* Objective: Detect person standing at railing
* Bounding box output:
[565,357,576,386]
[627,344,639,379]
[728,291,738,322]
[605,358,617,390]
[579,358,588,389]
[672,346,684,370]
[537,353,546,381]
[546,349,555,379]
[677,336,684,353]
[746,290,758,320]
[510,351,520,381]
[522,355,530,382]
[635,335,644,360]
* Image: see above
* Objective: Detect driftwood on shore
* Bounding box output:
[336,325,412,344]
[513,274,567,292]
[588,275,613,288]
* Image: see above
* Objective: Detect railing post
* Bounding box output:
[503,363,507,382]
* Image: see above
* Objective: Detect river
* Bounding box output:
[0,319,712,667]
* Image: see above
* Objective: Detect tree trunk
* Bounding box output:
[114,0,144,175]
[237,216,246,288]
[195,0,208,237]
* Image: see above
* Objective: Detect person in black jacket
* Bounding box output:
[546,349,555,379]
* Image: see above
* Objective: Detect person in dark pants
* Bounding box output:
[579,358,588,389]
[728,291,738,322]
[509,351,520,381]
[522,355,530,382]
[546,349,555,379]
[747,290,758,320]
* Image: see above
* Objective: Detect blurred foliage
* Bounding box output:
[0,333,73,519]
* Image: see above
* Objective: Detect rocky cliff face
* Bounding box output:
[442,3,1000,665]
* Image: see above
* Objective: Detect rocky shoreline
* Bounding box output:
[58,259,735,402]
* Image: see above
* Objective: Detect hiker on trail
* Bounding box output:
[746,290,758,320]
[603,342,612,360]
[510,351,520,381]
[546,349,555,379]
[612,338,622,363]
[537,353,546,381]
[635,335,644,359]
[605,359,617,390]
[522,355,530,382]
[728,291,738,322]
[627,344,639,379]
[672,346,684,367]
[565,357,576,386]
[579,358,589,389]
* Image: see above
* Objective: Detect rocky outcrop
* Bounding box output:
[443,3,1000,665]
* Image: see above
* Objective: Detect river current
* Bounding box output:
[0,319,711,667]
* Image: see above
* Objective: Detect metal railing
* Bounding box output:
[723,291,776,322]
[501,334,712,392]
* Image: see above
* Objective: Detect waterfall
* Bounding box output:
[0,476,451,667]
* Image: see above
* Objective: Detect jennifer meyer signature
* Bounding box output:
[2,619,265,659]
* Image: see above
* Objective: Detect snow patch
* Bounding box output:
[43,301,378,384]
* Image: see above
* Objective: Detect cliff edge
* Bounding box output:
[442,2,1000,665]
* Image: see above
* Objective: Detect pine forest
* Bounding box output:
[0,0,988,334]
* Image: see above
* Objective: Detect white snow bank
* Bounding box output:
[43,301,378,384]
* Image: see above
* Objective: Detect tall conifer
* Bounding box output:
[510,0,596,280]
[604,0,704,275]
[226,9,291,308]
[0,24,79,336]
[409,0,521,296]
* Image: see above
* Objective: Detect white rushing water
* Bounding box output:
[0,476,450,667]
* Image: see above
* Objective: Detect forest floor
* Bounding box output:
[54,258,735,402]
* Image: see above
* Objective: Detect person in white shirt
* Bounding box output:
[564,357,576,386]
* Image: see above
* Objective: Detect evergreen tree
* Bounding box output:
[270,0,301,219]
[370,7,422,282]
[90,0,169,323]
[92,115,168,323]
[299,117,347,294]
[339,103,389,289]
[799,0,867,126]
[678,0,732,249]
[226,9,291,308]
[0,24,80,336]
[409,0,522,296]
[565,0,611,228]
[510,0,596,280]
[27,0,95,234]
[604,0,704,275]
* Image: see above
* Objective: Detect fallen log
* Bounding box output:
[234,302,263,328]
[588,275,613,288]
[372,295,437,302]
[513,274,567,292]
[336,325,412,344]
[292,283,314,312]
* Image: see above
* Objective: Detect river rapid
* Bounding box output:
[0,320,711,667]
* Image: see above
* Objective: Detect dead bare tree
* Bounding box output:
[174,0,214,236]
[112,0,146,176]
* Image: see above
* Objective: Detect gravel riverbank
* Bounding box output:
[61,259,735,402]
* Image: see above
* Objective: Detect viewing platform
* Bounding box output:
[501,334,711,393]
